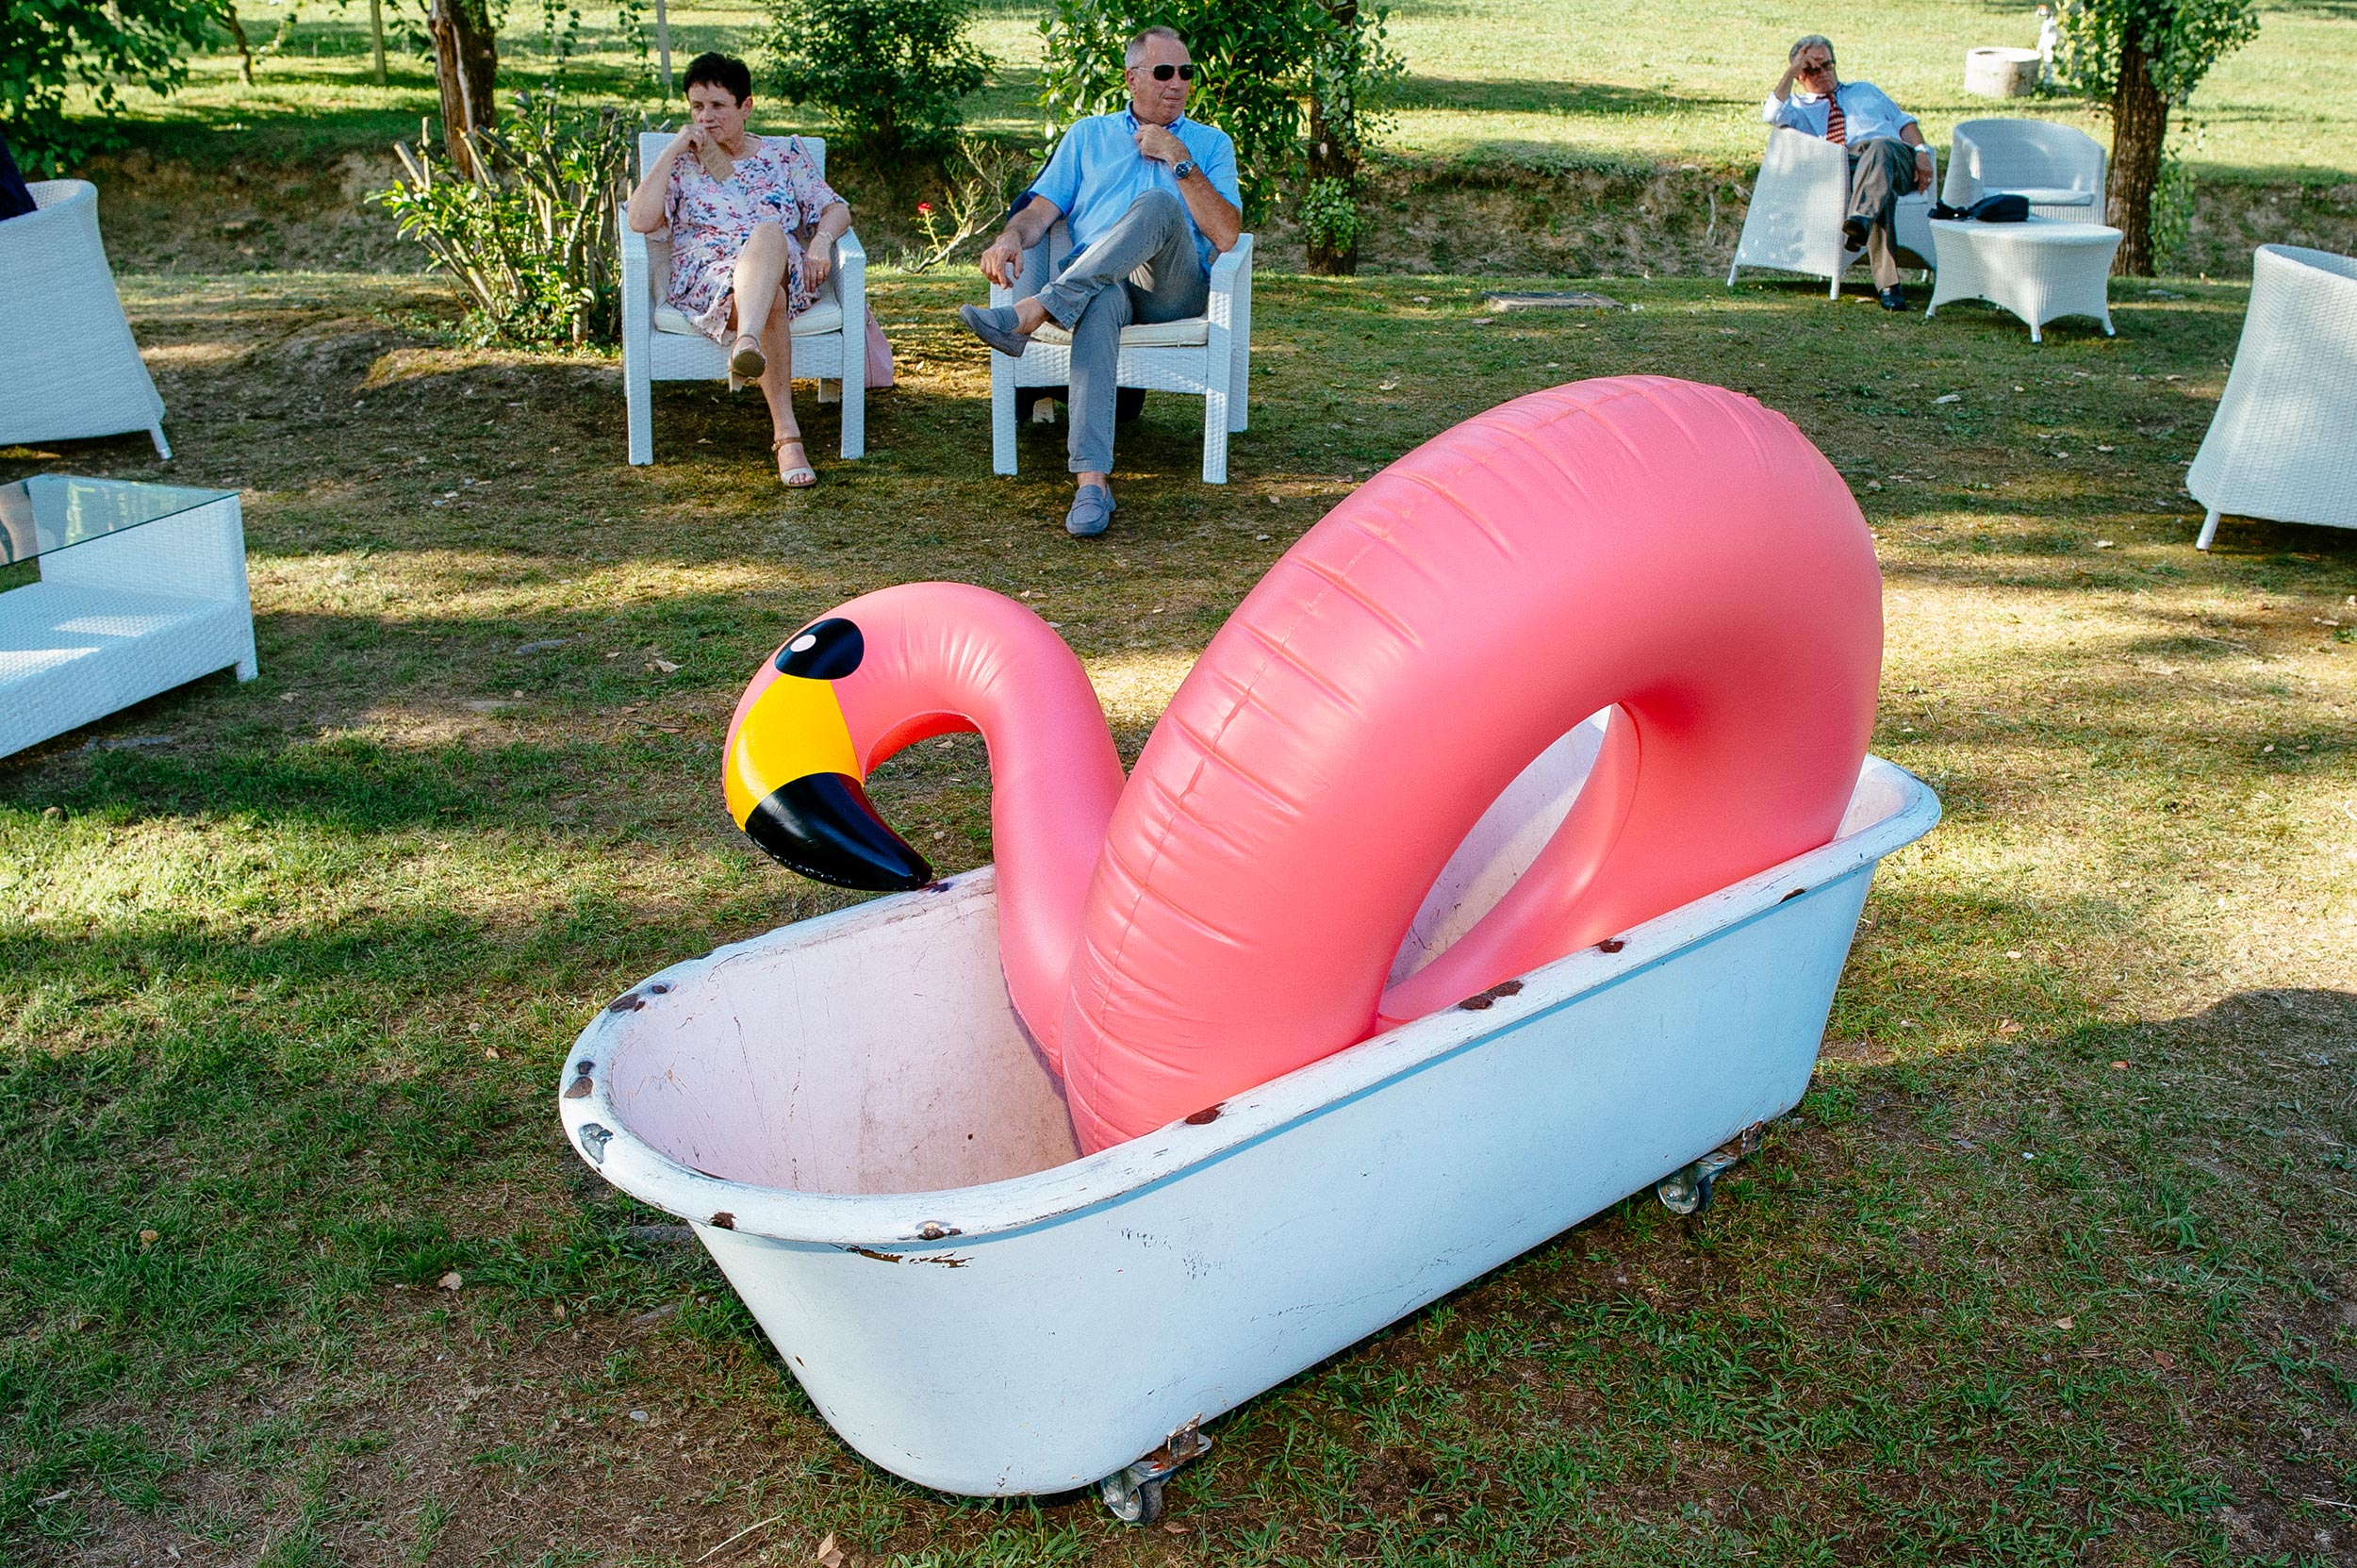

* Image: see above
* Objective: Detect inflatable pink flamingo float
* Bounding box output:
[721,376,1883,1152]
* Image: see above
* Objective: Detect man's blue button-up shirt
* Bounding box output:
[1760,80,1919,145]
[1030,109,1242,274]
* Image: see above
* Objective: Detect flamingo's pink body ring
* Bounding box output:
[723,377,1882,1153]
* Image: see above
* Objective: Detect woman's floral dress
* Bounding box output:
[662,135,845,344]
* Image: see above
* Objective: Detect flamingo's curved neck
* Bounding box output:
[834,586,1127,1064]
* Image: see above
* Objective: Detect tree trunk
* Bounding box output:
[2107,35,2169,275]
[1303,0,1360,276]
[1303,123,1360,275]
[213,2,255,85]
[428,0,498,178]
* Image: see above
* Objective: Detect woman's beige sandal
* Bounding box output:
[728,333,766,390]
[773,436,817,488]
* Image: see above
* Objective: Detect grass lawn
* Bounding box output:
[58,0,2357,189]
[2,262,2354,1564]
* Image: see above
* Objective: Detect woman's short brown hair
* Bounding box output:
[683,52,753,104]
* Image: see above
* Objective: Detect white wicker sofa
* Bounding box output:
[1728,128,1937,297]
[985,221,1253,484]
[620,132,867,466]
[0,181,171,459]
[1942,119,2105,223]
[2186,244,2357,551]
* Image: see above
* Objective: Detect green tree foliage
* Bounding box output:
[1,0,216,174]
[2048,0,2259,272]
[765,0,991,159]
[1036,0,1398,245]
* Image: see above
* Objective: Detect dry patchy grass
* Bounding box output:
[2,266,2353,1566]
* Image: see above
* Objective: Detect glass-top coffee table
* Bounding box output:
[1,474,256,759]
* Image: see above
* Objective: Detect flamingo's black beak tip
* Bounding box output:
[741,772,933,892]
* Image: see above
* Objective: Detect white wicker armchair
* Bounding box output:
[621,132,866,466]
[1728,129,1937,298]
[985,221,1253,484]
[2186,244,2357,551]
[0,181,170,459]
[1943,119,2105,223]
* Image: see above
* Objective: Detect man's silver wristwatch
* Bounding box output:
[1172,158,1198,182]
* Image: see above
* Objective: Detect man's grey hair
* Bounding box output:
[1788,33,1835,62]
[1126,25,1185,67]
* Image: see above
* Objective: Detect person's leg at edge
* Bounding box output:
[1014,189,1196,336]
[731,221,790,371]
[1846,139,1914,296]
[1063,284,1130,532]
[754,280,813,486]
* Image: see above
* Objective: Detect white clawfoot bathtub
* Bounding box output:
[559,738,1938,1504]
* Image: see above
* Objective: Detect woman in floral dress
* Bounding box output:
[625,53,850,487]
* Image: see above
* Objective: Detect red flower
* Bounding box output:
[917,202,934,214]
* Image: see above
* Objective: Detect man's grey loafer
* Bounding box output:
[959,304,1034,358]
[1065,485,1116,538]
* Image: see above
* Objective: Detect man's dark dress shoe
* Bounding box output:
[1878,286,1907,311]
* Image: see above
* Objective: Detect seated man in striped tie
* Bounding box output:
[1765,35,1935,310]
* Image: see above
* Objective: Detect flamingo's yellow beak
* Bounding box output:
[724,619,933,891]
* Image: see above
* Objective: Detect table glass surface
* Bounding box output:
[0,474,236,567]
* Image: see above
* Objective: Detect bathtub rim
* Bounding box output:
[560,754,1939,1246]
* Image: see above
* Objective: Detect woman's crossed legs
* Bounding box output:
[729,220,814,487]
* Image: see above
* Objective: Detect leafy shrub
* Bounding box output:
[765,0,991,159]
[1297,174,1360,256]
[374,91,640,347]
[2,0,215,174]
[1037,0,1398,233]
[1038,0,1310,221]
[905,137,1039,271]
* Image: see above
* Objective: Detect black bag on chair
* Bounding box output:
[1931,193,2032,223]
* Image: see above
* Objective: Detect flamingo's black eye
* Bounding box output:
[776,618,864,679]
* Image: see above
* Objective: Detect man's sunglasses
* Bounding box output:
[1135,62,1195,81]
[1796,58,1836,74]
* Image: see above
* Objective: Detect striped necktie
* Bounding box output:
[1823,91,1847,145]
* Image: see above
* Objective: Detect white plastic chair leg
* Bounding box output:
[625,362,653,466]
[149,425,172,460]
[991,354,1018,477]
[817,378,841,404]
[1201,386,1230,484]
[839,367,865,462]
[2196,509,2221,551]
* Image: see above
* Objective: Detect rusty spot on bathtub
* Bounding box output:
[1597,938,1626,954]
[1780,886,1807,902]
[605,993,644,1014]
[647,982,671,995]
[1457,978,1526,1011]
[916,1222,961,1241]
[710,1212,735,1230]
[563,1076,594,1099]
[1184,1104,1222,1125]
[842,1246,968,1267]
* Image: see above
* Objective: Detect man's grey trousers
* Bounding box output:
[1846,137,1920,289]
[1036,189,1211,475]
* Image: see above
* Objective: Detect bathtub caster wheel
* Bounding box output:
[1098,1421,1211,1527]
[1656,1163,1718,1216]
[1656,1121,1769,1217]
[1099,1469,1166,1526]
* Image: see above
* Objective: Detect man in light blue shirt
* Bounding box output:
[960,25,1243,536]
[1764,35,1936,309]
